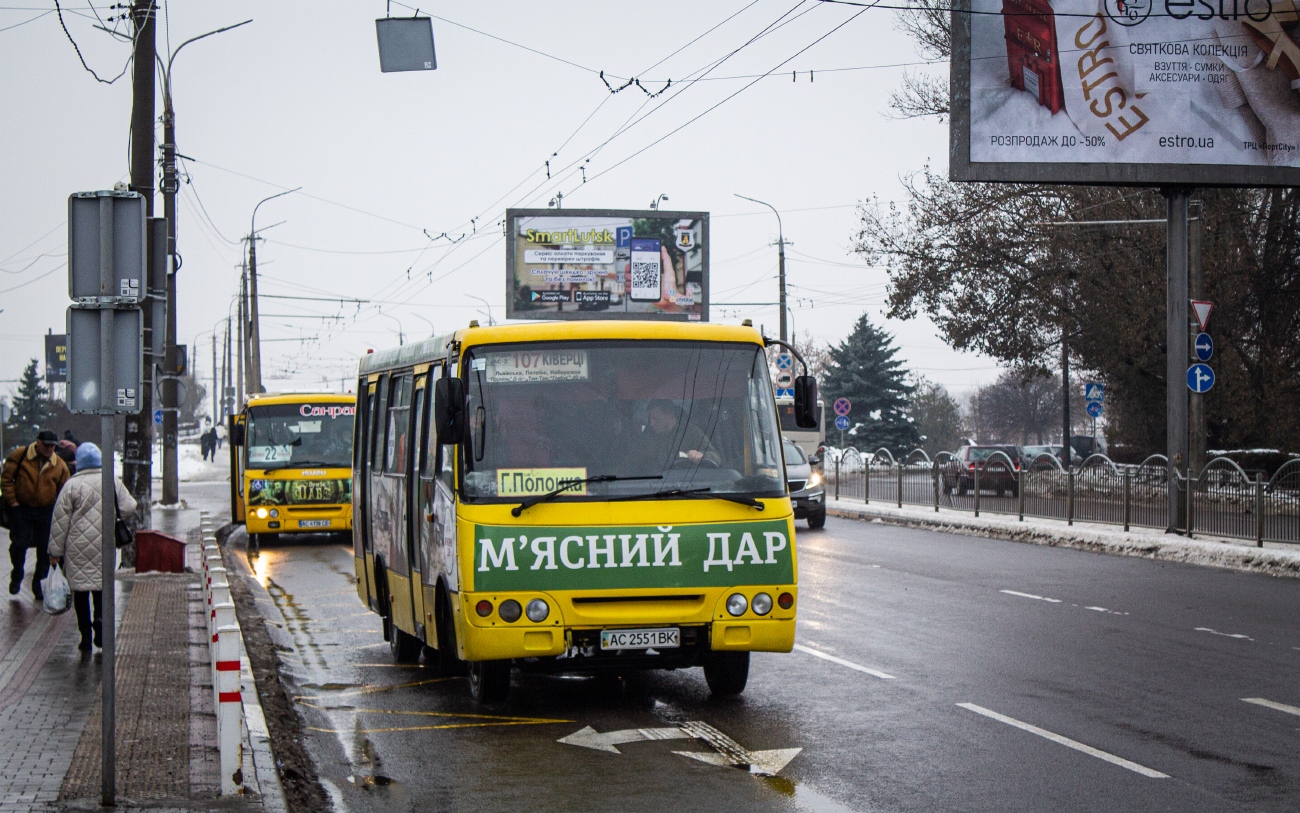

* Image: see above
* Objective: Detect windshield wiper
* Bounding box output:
[610,487,764,511]
[511,474,663,517]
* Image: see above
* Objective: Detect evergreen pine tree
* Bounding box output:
[823,315,919,452]
[7,359,51,438]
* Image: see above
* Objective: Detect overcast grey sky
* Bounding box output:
[1,0,999,406]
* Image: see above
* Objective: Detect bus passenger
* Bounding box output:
[641,400,720,470]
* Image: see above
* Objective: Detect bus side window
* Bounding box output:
[386,374,411,474]
[421,366,439,479]
[414,374,430,478]
[370,375,389,471]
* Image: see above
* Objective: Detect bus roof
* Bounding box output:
[358,321,765,374]
[245,392,354,407]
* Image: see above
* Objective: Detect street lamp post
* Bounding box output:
[465,294,496,326]
[157,18,251,505]
[734,194,788,343]
[409,311,435,338]
[247,188,301,394]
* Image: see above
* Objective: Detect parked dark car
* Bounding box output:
[942,445,1022,496]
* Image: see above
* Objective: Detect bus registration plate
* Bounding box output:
[299,519,332,528]
[600,628,679,651]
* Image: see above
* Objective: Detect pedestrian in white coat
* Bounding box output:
[48,443,137,652]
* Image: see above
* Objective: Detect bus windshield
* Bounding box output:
[247,403,354,470]
[461,340,785,502]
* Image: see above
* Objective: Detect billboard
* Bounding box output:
[45,334,67,383]
[951,0,1300,185]
[505,209,708,322]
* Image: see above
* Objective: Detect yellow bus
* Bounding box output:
[229,392,355,548]
[353,319,818,703]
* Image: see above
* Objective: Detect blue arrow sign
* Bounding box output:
[153,409,164,425]
[1086,401,1103,419]
[1187,363,1215,394]
[1194,332,1214,362]
[1084,382,1104,402]
[775,354,794,370]
[834,415,850,431]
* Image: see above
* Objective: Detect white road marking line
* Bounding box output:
[1000,589,1062,603]
[957,703,1169,779]
[1242,697,1300,718]
[793,644,895,680]
[1194,627,1253,641]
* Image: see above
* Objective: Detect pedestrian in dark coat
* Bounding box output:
[2,430,70,601]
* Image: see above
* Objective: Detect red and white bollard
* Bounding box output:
[215,624,245,795]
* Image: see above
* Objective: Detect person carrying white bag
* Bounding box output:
[48,443,136,653]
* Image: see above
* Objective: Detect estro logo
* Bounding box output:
[1104,0,1151,26]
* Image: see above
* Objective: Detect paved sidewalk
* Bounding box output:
[827,498,1300,579]
[0,501,269,812]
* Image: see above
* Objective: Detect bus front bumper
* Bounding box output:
[246,505,351,534]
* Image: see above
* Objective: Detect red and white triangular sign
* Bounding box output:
[1191,300,1214,332]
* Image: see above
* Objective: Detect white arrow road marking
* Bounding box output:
[793,643,896,679]
[558,721,801,776]
[1000,589,1062,603]
[674,720,801,776]
[957,704,1169,779]
[1242,697,1300,718]
[558,725,692,753]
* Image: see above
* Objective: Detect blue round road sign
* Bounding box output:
[775,354,794,370]
[1187,363,1215,393]
[1194,332,1214,362]
[1086,401,1103,419]
[834,415,850,431]
[153,409,163,425]
[833,398,852,417]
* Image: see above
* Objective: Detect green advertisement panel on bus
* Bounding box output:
[472,519,794,591]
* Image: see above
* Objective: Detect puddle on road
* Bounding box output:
[763,776,865,813]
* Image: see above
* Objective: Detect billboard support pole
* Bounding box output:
[1188,204,1205,476]
[1166,188,1190,534]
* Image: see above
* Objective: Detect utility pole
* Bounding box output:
[247,237,263,393]
[157,20,251,502]
[238,265,247,398]
[123,0,156,543]
[247,188,299,395]
[734,194,789,342]
[211,333,218,425]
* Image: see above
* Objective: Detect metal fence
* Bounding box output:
[825,448,1300,546]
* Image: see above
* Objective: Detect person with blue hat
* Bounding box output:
[48,443,136,653]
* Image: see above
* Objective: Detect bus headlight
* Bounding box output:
[269,509,279,518]
[726,593,748,616]
[751,592,773,616]
[498,599,522,623]
[525,598,549,622]
[255,508,269,519]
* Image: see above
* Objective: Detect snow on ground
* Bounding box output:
[828,499,1300,580]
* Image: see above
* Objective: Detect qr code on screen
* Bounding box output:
[631,261,659,292]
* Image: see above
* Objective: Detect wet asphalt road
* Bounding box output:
[184,479,1300,813]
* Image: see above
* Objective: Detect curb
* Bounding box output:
[826,499,1300,579]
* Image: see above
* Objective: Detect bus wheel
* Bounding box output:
[389,625,421,664]
[468,660,510,704]
[703,650,749,697]
[807,509,826,530]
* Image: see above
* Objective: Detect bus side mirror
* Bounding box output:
[434,377,467,445]
[793,376,818,429]
[229,418,245,446]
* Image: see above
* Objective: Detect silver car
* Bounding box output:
[784,439,825,529]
